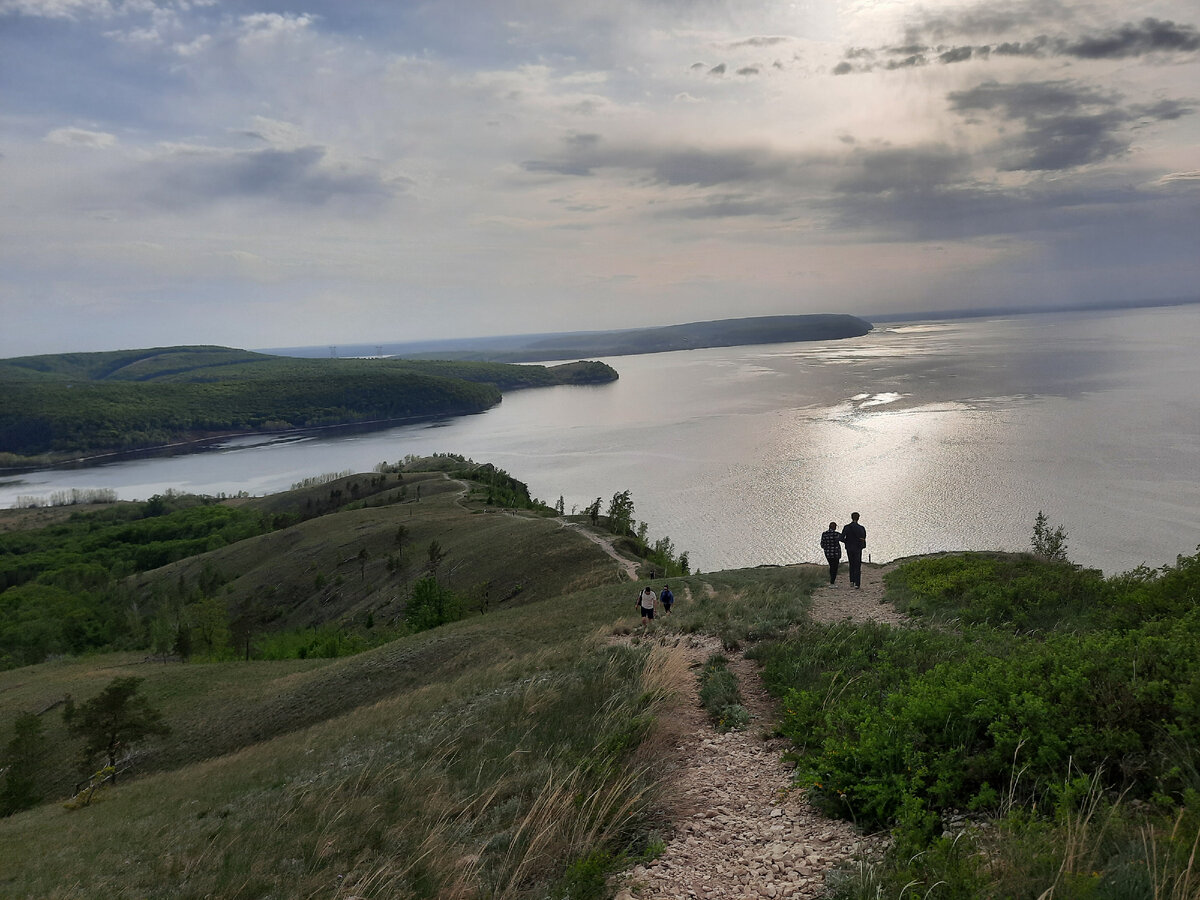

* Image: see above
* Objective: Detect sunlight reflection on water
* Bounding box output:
[3,307,1198,574]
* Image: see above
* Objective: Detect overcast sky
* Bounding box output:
[2,0,1198,357]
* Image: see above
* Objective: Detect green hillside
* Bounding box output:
[0,346,617,461]
[1,462,1198,898]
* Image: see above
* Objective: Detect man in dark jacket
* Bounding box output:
[820,522,842,584]
[841,512,867,588]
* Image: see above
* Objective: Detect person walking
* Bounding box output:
[841,512,867,588]
[820,522,842,585]
[638,586,657,625]
[659,584,674,615]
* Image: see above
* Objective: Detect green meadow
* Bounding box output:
[2,458,1199,899]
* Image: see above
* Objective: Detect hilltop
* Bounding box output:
[0,345,617,464]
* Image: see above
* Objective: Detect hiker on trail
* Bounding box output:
[820,522,842,585]
[840,512,867,588]
[660,584,674,615]
[638,586,657,625]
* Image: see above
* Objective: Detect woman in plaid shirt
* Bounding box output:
[820,522,843,585]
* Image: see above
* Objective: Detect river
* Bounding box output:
[3,305,1198,574]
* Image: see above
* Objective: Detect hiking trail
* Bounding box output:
[614,564,904,899]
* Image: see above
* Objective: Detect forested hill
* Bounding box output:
[265,314,875,363]
[0,346,617,462]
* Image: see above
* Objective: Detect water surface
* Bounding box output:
[4,306,1197,574]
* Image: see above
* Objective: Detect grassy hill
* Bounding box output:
[1,462,1198,898]
[0,459,815,898]
[0,346,618,463]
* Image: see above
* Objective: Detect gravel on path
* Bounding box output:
[613,565,904,899]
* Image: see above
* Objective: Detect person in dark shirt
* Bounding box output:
[820,522,842,584]
[840,512,867,588]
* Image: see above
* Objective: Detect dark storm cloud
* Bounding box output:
[135,146,396,211]
[1065,18,1200,58]
[949,80,1114,118]
[948,80,1194,171]
[835,145,972,195]
[835,15,1200,73]
[523,136,796,188]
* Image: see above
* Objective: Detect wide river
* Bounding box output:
[4,306,1198,575]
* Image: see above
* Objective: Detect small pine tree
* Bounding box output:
[1031,511,1070,562]
[65,677,170,780]
[0,712,46,816]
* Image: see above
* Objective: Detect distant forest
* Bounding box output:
[265,313,875,363]
[0,346,617,462]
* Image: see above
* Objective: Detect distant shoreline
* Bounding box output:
[862,295,1200,324]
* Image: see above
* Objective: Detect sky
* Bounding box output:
[1,0,1198,358]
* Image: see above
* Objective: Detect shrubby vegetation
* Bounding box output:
[0,495,281,667]
[754,536,1200,896]
[0,346,617,459]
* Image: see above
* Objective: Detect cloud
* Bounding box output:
[835,14,1200,74]
[136,145,397,210]
[0,0,113,19]
[1158,170,1200,185]
[523,135,801,190]
[1065,18,1200,58]
[44,126,117,148]
[660,193,787,219]
[948,80,1194,171]
[835,145,971,194]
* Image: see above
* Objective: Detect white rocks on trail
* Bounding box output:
[614,562,900,899]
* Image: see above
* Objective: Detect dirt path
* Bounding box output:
[807,562,907,627]
[614,567,904,899]
[561,521,640,581]
[446,475,640,582]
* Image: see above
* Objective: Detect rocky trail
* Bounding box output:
[615,564,905,899]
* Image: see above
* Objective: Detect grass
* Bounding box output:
[697,654,750,732]
[0,615,667,897]
[0,457,838,898]
[667,565,823,649]
[147,470,621,637]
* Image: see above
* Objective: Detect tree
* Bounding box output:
[357,546,369,581]
[607,490,634,536]
[1031,511,1070,562]
[555,495,565,516]
[586,498,602,526]
[1,712,46,816]
[193,595,230,657]
[64,676,170,779]
[427,540,447,577]
[405,576,464,632]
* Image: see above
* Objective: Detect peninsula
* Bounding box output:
[262,313,874,363]
[0,346,617,464]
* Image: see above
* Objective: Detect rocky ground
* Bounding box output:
[614,563,905,899]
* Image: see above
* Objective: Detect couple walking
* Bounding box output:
[638,583,674,625]
[820,513,866,588]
